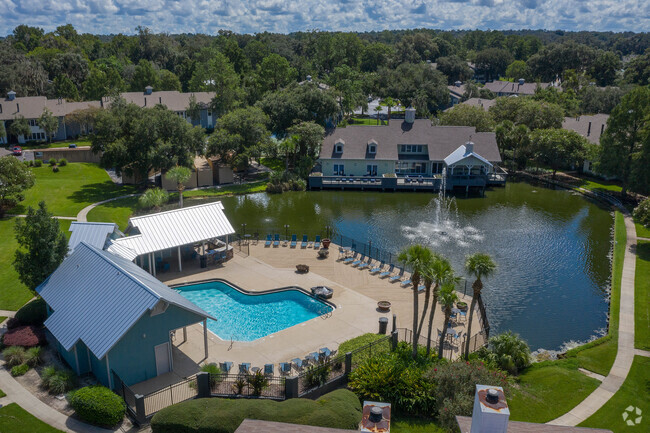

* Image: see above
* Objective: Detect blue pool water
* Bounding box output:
[176,280,333,341]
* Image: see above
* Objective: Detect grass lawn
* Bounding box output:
[0,403,65,433]
[565,211,625,376]
[13,163,137,217]
[635,241,649,350]
[16,138,92,149]
[576,178,623,193]
[507,359,600,423]
[391,416,446,433]
[260,157,284,172]
[349,117,383,126]
[636,222,650,239]
[580,356,650,432]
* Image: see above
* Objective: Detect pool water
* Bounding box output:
[177,280,333,341]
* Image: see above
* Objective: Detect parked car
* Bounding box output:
[12,146,22,156]
[68,143,77,148]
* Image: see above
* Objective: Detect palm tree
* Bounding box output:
[165,166,192,208]
[424,256,458,356]
[437,281,459,360]
[397,244,433,359]
[464,253,497,360]
[138,188,169,212]
[488,331,531,375]
[374,105,382,125]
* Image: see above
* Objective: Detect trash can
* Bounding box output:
[378,317,389,334]
[200,255,207,268]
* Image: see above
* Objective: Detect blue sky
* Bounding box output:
[1,0,648,35]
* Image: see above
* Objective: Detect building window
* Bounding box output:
[395,162,427,175]
[335,144,343,153]
[333,164,345,175]
[398,144,424,153]
[28,119,37,127]
[366,164,377,176]
[207,111,212,117]
[368,144,376,154]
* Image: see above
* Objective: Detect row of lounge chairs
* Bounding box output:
[264,234,321,249]
[340,250,422,289]
[217,347,336,377]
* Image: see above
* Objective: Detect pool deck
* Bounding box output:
[134,241,480,394]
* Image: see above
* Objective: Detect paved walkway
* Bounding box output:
[0,310,17,318]
[549,210,637,426]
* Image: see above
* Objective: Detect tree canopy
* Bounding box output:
[0,156,35,217]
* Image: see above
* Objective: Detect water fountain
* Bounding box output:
[402,167,484,248]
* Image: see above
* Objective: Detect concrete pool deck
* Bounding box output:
[131,241,480,394]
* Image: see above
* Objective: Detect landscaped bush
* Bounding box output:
[52,166,59,172]
[483,331,531,375]
[25,346,43,367]
[33,159,43,167]
[15,298,47,326]
[41,365,77,394]
[2,325,46,348]
[58,158,67,166]
[68,386,125,427]
[150,389,362,433]
[3,346,26,367]
[427,361,510,430]
[5,317,20,330]
[11,363,29,377]
[201,363,221,386]
[48,158,57,166]
[634,198,650,228]
[304,359,331,388]
[246,371,270,396]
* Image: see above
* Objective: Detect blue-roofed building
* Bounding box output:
[68,222,123,253]
[36,242,216,388]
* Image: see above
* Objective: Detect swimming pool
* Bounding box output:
[176,280,334,341]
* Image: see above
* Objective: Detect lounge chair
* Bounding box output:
[307,352,320,363]
[401,273,412,286]
[417,284,426,293]
[352,254,365,266]
[379,264,394,278]
[265,234,272,247]
[314,235,321,249]
[343,252,358,264]
[219,361,233,373]
[291,358,303,371]
[301,234,308,248]
[389,268,404,282]
[239,363,251,374]
[273,234,280,247]
[370,261,385,274]
[290,234,297,248]
[319,347,332,358]
[357,256,372,270]
[263,364,274,376]
[280,362,292,375]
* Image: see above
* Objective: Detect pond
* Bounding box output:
[213,180,613,351]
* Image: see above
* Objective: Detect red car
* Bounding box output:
[12,146,22,156]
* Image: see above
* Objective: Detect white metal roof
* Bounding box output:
[37,242,214,360]
[109,202,235,258]
[105,239,139,261]
[68,222,120,253]
[444,144,493,167]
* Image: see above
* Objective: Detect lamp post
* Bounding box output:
[284,224,290,241]
[325,225,331,239]
[241,223,247,238]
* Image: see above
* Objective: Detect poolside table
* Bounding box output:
[319,347,331,357]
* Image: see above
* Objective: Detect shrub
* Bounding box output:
[15,298,47,326]
[2,325,46,347]
[151,389,362,433]
[68,386,125,427]
[246,371,270,396]
[3,346,26,367]
[23,161,31,167]
[485,331,531,375]
[49,158,57,166]
[304,359,331,389]
[52,166,59,173]
[200,363,221,386]
[427,361,509,430]
[232,378,246,395]
[25,346,43,367]
[11,363,30,376]
[58,158,67,166]
[41,366,77,394]
[34,159,43,167]
[634,198,650,228]
[5,317,20,330]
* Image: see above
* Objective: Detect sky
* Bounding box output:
[1,0,649,36]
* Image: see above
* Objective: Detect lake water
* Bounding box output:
[214,180,612,351]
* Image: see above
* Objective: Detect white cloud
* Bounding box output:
[1,0,648,35]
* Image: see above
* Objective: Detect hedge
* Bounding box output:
[68,386,125,427]
[2,326,46,348]
[151,389,362,433]
[11,364,29,377]
[15,298,47,326]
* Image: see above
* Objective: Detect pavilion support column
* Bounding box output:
[177,246,182,272]
[203,319,208,360]
[148,254,152,275]
[152,253,156,277]
[183,326,187,343]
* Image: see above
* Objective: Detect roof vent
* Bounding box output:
[465,141,474,154]
[518,78,525,85]
[455,81,462,87]
[7,91,16,101]
[405,106,416,124]
[145,86,153,95]
[470,385,509,433]
[361,401,390,432]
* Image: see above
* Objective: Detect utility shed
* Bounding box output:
[37,242,215,388]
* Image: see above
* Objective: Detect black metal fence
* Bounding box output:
[297,353,347,396]
[396,327,465,360]
[142,375,198,417]
[210,373,286,399]
[112,371,137,418]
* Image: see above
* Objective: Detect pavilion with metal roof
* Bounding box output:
[107,201,236,275]
[443,141,494,176]
[37,242,216,388]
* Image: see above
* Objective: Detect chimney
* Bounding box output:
[16,103,19,113]
[144,97,147,107]
[7,90,16,101]
[587,122,591,136]
[145,85,153,95]
[159,96,162,104]
[600,124,605,136]
[361,401,390,432]
[405,107,416,124]
[465,141,474,154]
[470,385,509,433]
[455,81,462,87]
[518,78,525,85]
[306,75,312,82]
[100,99,103,108]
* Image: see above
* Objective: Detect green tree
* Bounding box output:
[474,48,513,81]
[489,97,564,130]
[624,50,650,85]
[360,42,393,72]
[158,69,182,91]
[186,95,201,125]
[597,86,650,195]
[138,188,169,212]
[505,60,529,80]
[527,41,597,81]
[131,59,159,92]
[38,108,59,143]
[398,244,433,359]
[495,120,531,169]
[12,25,44,52]
[438,104,495,132]
[0,121,5,143]
[258,54,296,93]
[422,254,457,356]
[287,121,325,160]
[590,51,621,87]
[580,86,623,115]
[463,253,496,360]
[52,75,79,101]
[486,331,531,375]
[8,115,30,141]
[189,50,243,116]
[530,128,588,177]
[376,63,449,114]
[165,166,192,208]
[0,156,35,217]
[436,281,460,360]
[14,201,68,291]
[634,198,650,228]
[436,55,474,84]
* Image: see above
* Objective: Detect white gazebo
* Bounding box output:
[107,202,236,275]
[444,141,494,176]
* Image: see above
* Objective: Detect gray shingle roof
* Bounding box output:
[37,242,214,360]
[320,120,501,163]
[455,98,496,111]
[0,96,101,121]
[483,80,556,96]
[117,91,215,112]
[562,114,609,145]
